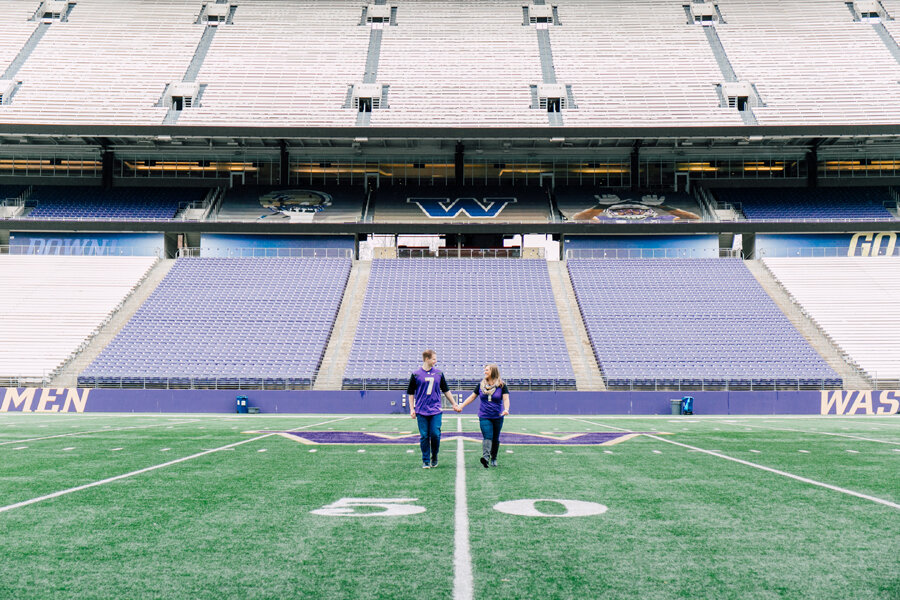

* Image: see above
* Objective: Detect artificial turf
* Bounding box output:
[0,413,897,599]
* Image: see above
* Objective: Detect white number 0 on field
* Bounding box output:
[310,497,427,517]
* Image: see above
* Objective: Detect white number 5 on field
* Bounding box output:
[310,497,427,517]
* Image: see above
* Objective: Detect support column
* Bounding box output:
[807,144,818,189]
[280,140,290,187]
[455,141,465,184]
[101,149,114,190]
[630,141,641,191]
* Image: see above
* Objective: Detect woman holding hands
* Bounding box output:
[459,364,510,468]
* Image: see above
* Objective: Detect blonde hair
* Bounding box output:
[484,364,503,387]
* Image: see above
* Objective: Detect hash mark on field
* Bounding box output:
[554,450,563,454]
[309,449,317,453]
[506,450,513,454]
[652,450,662,454]
[62,447,74,451]
[406,449,414,453]
[799,450,810,453]
[257,449,267,453]
[357,449,366,453]
[13,446,27,450]
[603,450,613,454]
[749,450,761,453]
[846,449,859,453]
[110,448,123,452]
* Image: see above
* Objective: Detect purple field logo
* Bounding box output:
[250,431,661,445]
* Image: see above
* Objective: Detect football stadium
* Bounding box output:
[1,0,899,598]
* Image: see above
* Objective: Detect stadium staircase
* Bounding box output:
[51,259,177,387]
[548,262,605,391]
[743,260,872,390]
[313,260,373,390]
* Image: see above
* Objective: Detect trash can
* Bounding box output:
[670,399,682,415]
[681,396,694,415]
[236,395,249,414]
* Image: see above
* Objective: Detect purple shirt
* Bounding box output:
[473,383,509,418]
[407,367,448,416]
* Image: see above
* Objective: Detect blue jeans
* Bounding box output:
[479,416,504,460]
[416,413,442,463]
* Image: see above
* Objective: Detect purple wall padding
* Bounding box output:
[5,388,899,415]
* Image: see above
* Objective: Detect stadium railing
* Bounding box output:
[397,248,532,259]
[175,247,353,258]
[565,248,737,259]
[757,246,900,258]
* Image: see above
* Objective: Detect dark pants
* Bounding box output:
[479,416,504,460]
[416,413,442,463]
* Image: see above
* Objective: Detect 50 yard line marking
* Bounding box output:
[454,416,473,600]
[571,418,900,511]
[0,416,350,515]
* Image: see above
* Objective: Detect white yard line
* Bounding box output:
[572,418,900,511]
[717,422,900,446]
[0,419,200,446]
[0,416,350,515]
[645,434,900,511]
[454,416,474,600]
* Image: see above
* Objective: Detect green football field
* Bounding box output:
[0,412,897,600]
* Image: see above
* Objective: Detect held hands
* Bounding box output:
[453,404,462,413]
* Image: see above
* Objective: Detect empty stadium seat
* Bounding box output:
[79,257,351,388]
[0,255,158,382]
[343,258,575,389]
[567,258,841,388]
[764,256,900,383]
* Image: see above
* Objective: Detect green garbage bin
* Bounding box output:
[670,399,682,415]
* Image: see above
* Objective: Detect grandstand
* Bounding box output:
[4,3,900,599]
[763,256,900,386]
[343,258,575,389]
[567,258,842,389]
[24,186,208,220]
[78,257,351,388]
[0,0,898,126]
[712,187,899,221]
[0,254,157,384]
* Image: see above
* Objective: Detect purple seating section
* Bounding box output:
[78,258,350,387]
[343,259,576,388]
[567,258,841,387]
[714,187,897,221]
[69,256,844,390]
[27,187,208,220]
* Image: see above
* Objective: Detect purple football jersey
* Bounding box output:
[409,367,446,416]
[474,383,509,418]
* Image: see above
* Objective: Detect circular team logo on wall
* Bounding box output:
[603,203,659,221]
[259,190,333,222]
